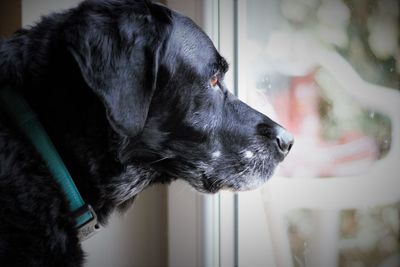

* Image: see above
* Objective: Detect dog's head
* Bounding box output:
[65,0,293,193]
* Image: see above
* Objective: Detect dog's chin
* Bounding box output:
[193,168,276,194]
[158,152,280,194]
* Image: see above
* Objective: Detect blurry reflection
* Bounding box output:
[237,0,400,266]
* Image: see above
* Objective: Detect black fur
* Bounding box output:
[0,0,292,266]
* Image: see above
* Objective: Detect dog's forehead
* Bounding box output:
[169,14,218,72]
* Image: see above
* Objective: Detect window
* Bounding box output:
[228,1,400,267]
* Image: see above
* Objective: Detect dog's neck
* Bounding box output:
[1,21,165,224]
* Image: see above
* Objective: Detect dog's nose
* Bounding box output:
[275,127,294,156]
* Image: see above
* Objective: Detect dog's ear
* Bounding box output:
[64,7,166,137]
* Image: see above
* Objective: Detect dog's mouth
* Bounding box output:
[200,172,270,193]
[143,137,286,193]
[192,151,280,193]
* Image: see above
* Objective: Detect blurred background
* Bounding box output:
[235,1,399,267]
[1,0,399,267]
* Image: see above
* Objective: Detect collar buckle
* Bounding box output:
[75,204,101,241]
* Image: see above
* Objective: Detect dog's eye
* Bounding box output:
[210,75,219,88]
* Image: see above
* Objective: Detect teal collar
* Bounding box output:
[0,86,100,241]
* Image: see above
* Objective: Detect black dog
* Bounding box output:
[0,0,293,266]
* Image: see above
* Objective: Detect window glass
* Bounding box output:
[236,0,400,266]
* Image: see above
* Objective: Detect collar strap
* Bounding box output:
[0,86,100,241]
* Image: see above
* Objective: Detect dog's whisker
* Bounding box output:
[149,156,173,165]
